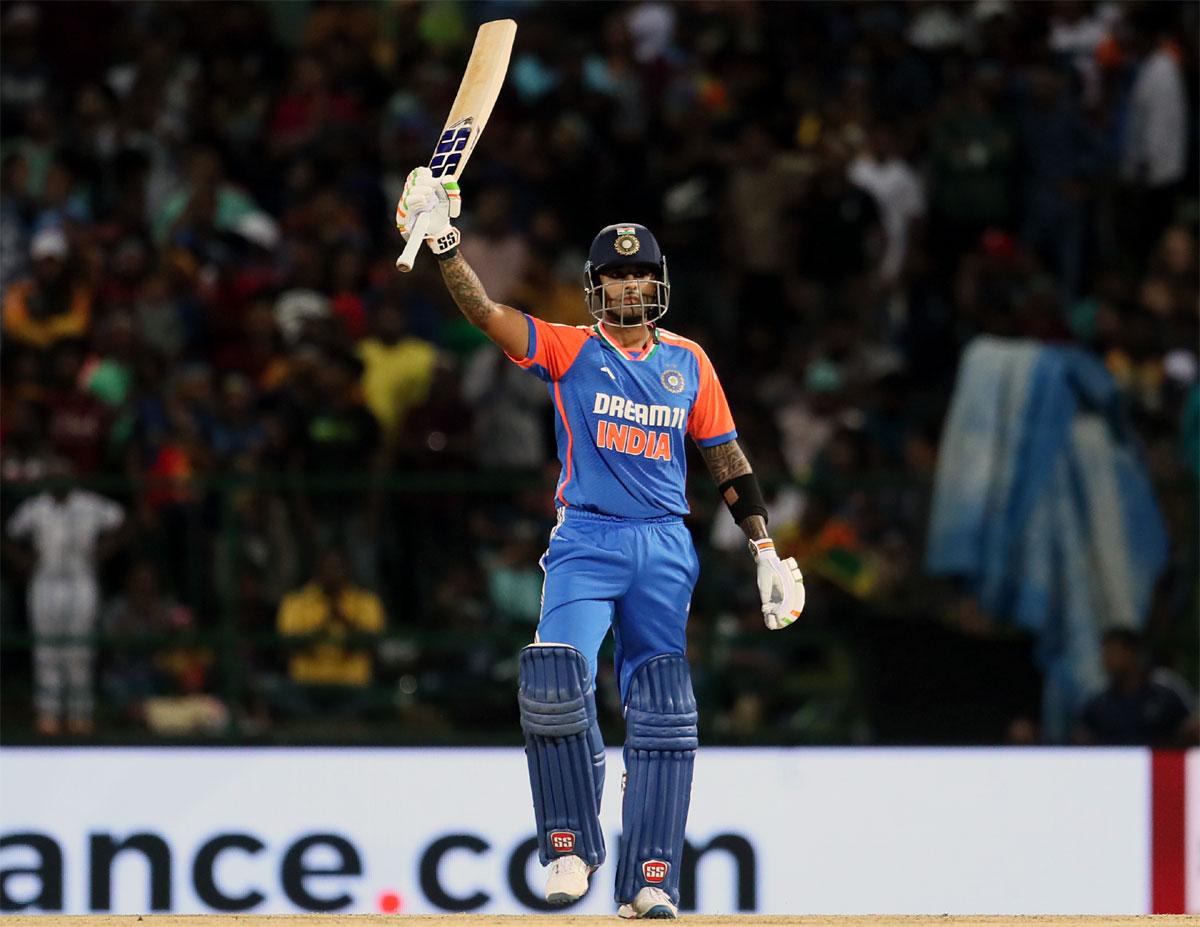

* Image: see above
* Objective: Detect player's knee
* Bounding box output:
[625,653,698,752]
[518,643,594,739]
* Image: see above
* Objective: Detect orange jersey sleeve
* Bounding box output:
[505,314,590,381]
[688,345,737,446]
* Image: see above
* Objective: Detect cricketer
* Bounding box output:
[397,167,805,919]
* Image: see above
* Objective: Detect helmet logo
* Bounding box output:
[661,369,685,394]
[614,234,641,257]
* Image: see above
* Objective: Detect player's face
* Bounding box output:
[598,269,657,323]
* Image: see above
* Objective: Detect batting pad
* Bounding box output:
[615,653,698,906]
[518,644,607,867]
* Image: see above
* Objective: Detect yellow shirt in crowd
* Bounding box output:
[3,280,92,349]
[357,337,437,440]
[276,583,385,686]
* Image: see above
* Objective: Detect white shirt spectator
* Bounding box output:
[849,154,926,283]
[1049,5,1118,108]
[625,3,676,64]
[273,288,331,345]
[7,490,124,578]
[1121,46,1187,187]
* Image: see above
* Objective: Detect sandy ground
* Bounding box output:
[4,916,1198,926]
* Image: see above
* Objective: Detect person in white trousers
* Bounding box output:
[5,461,126,736]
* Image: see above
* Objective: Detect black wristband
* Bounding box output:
[718,472,768,525]
[432,245,459,262]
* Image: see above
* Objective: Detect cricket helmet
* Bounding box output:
[583,222,671,326]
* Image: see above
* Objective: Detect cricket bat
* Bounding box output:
[396,19,517,273]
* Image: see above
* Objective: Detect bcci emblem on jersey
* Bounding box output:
[660,369,685,394]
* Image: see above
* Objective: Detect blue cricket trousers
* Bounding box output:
[535,509,700,701]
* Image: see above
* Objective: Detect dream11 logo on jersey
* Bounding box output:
[1,829,758,914]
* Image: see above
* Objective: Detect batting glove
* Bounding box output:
[750,538,805,630]
[395,166,462,256]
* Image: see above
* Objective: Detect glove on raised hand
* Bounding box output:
[395,166,462,255]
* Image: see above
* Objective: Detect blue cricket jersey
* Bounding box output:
[507,315,737,519]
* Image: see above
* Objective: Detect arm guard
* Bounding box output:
[718,472,768,525]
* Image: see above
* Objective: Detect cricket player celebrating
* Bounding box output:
[398,168,804,919]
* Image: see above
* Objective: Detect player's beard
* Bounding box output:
[603,303,648,326]
[603,284,653,327]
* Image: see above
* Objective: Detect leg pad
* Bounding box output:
[615,654,697,907]
[519,644,606,867]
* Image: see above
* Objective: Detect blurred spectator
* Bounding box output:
[4,458,126,735]
[1119,6,1188,253]
[849,124,926,288]
[132,267,189,361]
[209,373,267,467]
[927,68,1015,267]
[1075,629,1198,747]
[3,227,91,349]
[794,138,883,291]
[461,341,550,470]
[81,310,138,409]
[459,187,530,305]
[0,152,31,288]
[273,249,332,346]
[44,339,112,476]
[727,124,802,319]
[483,520,544,624]
[357,302,438,449]
[223,453,301,607]
[272,548,385,719]
[1017,63,1098,301]
[102,560,198,725]
[0,398,50,485]
[291,349,382,583]
[126,365,214,606]
[0,4,49,121]
[153,143,279,250]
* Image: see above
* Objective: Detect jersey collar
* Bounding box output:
[594,322,660,362]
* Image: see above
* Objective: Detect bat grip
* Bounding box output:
[395,211,432,273]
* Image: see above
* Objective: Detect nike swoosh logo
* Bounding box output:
[600,366,616,381]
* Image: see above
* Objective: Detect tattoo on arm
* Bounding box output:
[439,253,495,328]
[700,440,768,541]
[699,439,752,484]
[740,514,768,541]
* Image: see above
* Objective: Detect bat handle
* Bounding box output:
[395,212,432,273]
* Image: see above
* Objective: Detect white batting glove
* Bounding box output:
[395,167,462,255]
[749,538,805,630]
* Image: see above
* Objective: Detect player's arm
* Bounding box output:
[698,439,767,542]
[1,536,35,574]
[94,499,130,563]
[3,502,38,574]
[396,168,528,358]
[437,252,528,358]
[698,437,805,631]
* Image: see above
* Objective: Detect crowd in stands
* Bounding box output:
[1,0,1195,745]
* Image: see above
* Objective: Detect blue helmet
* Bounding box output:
[583,223,671,326]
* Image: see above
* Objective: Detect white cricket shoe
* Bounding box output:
[617,886,678,919]
[545,854,592,904]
